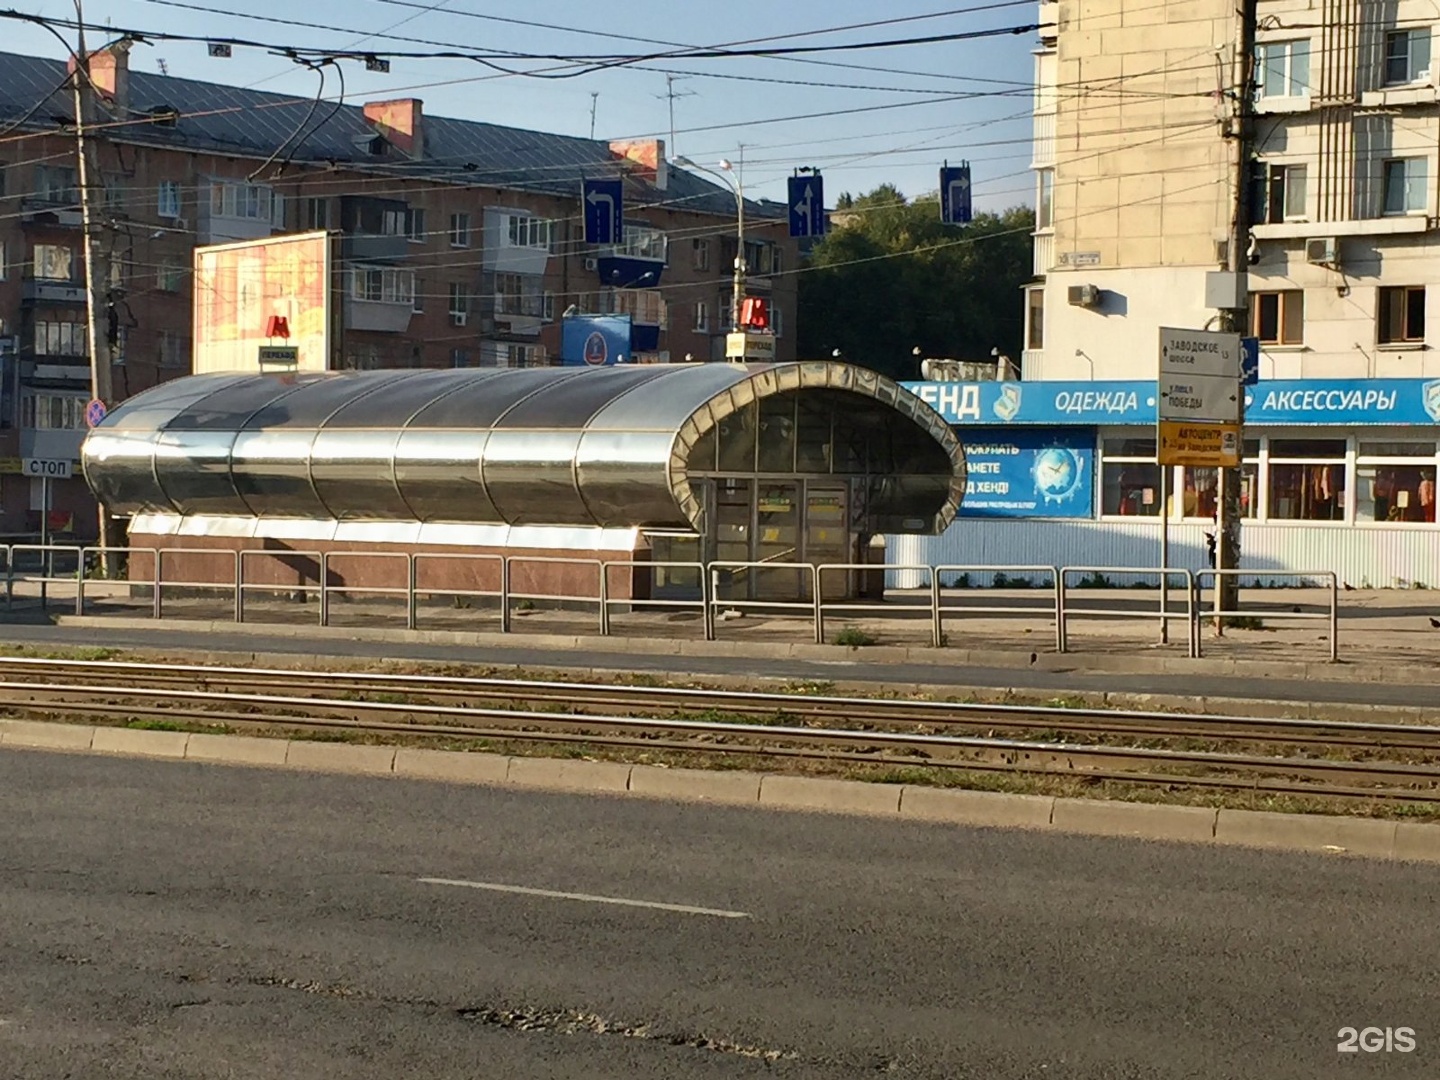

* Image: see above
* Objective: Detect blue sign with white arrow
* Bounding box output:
[940,164,972,225]
[787,174,826,238]
[1240,336,1260,386]
[582,178,623,246]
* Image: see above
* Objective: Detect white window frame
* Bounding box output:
[692,238,711,272]
[350,265,415,306]
[694,300,710,333]
[1383,157,1428,215]
[34,243,73,281]
[1384,28,1432,86]
[20,392,86,430]
[448,282,469,325]
[1257,39,1311,99]
[449,213,471,248]
[1098,436,1162,519]
[615,224,667,261]
[406,207,426,243]
[505,214,552,249]
[157,181,182,219]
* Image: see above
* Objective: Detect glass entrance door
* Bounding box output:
[803,482,850,599]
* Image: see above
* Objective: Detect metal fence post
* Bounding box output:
[233,551,244,623]
[1183,570,1197,658]
[153,548,165,620]
[406,554,417,632]
[75,546,87,616]
[817,567,829,642]
[930,569,943,648]
[1328,571,1339,662]
[1192,573,1203,658]
[318,553,330,627]
[1056,568,1068,653]
[598,562,611,636]
[500,558,511,633]
[703,566,717,641]
[4,545,12,611]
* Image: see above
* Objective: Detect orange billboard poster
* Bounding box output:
[193,231,331,373]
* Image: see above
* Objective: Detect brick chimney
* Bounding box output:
[68,40,130,114]
[609,138,667,191]
[363,99,425,159]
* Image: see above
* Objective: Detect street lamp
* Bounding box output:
[675,155,745,331]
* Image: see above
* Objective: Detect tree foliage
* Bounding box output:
[797,186,1034,381]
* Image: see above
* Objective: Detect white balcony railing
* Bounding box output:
[1031,109,1056,169]
[1032,233,1055,277]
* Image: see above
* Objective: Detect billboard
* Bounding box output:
[957,427,1095,519]
[193,230,331,374]
[560,314,632,366]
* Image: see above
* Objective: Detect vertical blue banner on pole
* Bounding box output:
[582,178,623,245]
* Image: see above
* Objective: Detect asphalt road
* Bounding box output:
[0,749,1435,1079]
[1,619,1438,709]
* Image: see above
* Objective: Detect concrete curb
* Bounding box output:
[4,721,1438,863]
[38,612,1440,687]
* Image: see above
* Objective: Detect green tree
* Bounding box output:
[797,186,1034,381]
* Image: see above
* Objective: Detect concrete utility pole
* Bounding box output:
[1215,0,1258,630]
[71,1,116,553]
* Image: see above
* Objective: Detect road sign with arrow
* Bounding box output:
[582,178,623,245]
[940,164,972,224]
[787,174,827,238]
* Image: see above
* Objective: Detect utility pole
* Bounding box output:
[1215,0,1258,631]
[71,1,116,554]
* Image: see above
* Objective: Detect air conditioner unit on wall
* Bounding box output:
[1306,237,1339,265]
[583,257,598,271]
[1067,284,1101,308]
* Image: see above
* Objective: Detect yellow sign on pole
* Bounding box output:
[1158,420,1241,466]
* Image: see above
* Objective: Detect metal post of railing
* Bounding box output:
[154,548,165,619]
[598,563,611,636]
[1183,570,1197,659]
[318,552,330,628]
[1328,572,1339,662]
[406,554,417,632]
[74,546,85,616]
[4,545,12,611]
[1056,569,1068,653]
[500,558,512,633]
[813,565,826,645]
[1191,574,1203,658]
[703,566,717,641]
[233,551,244,623]
[930,571,943,648]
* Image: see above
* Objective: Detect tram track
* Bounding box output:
[0,657,1437,802]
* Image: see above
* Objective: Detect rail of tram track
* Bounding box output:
[0,657,1437,803]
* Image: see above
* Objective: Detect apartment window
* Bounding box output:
[0,240,6,280]
[1026,287,1044,350]
[1251,289,1304,344]
[303,198,329,231]
[448,282,469,325]
[1378,285,1426,344]
[1356,441,1437,523]
[382,208,405,236]
[692,238,711,272]
[158,260,183,293]
[35,165,77,204]
[617,224,667,261]
[449,213,471,247]
[158,331,190,368]
[1100,438,1160,516]
[20,393,85,430]
[33,244,73,280]
[451,347,470,368]
[1253,163,1307,222]
[772,305,784,338]
[210,180,274,221]
[412,275,425,313]
[744,239,781,276]
[1383,158,1427,214]
[1037,168,1054,229]
[350,266,415,306]
[542,291,555,322]
[1180,442,1260,520]
[1267,439,1345,521]
[717,290,734,331]
[1257,39,1311,98]
[1385,28,1432,85]
[33,321,86,356]
[406,207,426,243]
[694,300,710,332]
[506,215,552,249]
[157,181,182,219]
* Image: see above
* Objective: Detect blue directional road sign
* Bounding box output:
[582,178,623,246]
[787,174,827,238]
[1240,336,1260,387]
[940,165,972,225]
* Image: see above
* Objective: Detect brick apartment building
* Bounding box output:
[0,42,797,540]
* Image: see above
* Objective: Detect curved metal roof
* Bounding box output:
[82,363,966,534]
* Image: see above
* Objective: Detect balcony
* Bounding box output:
[340,232,409,263]
[1031,110,1055,169]
[1032,233,1055,276]
[19,198,82,228]
[343,297,413,333]
[21,278,87,306]
[480,294,546,337]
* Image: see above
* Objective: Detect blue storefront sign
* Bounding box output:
[560,314,632,367]
[958,428,1095,518]
[902,378,1440,427]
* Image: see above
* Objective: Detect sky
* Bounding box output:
[6,0,1042,212]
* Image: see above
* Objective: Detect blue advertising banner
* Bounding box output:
[902,378,1440,427]
[958,428,1095,518]
[560,315,632,366]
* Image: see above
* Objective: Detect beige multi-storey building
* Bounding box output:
[891,0,1440,591]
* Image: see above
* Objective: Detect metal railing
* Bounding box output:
[1195,569,1339,662]
[0,543,1352,660]
[1058,566,1198,658]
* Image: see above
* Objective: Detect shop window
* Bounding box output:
[1101,437,1160,516]
[1378,285,1425,344]
[1180,442,1260,520]
[1267,439,1346,521]
[1356,442,1437,523]
[1251,290,1303,344]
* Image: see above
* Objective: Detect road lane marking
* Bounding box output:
[417,878,751,918]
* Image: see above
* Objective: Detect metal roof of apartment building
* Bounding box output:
[0,47,779,221]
